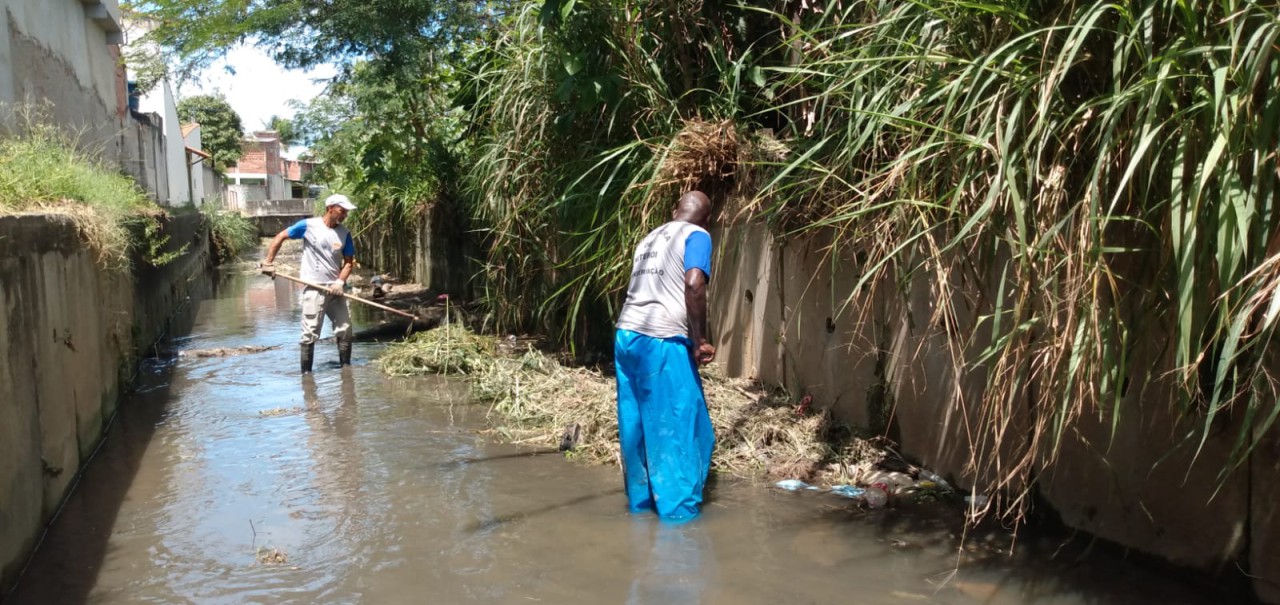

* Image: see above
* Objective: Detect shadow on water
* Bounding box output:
[465,488,626,534]
[5,269,218,605]
[757,496,1257,605]
[436,448,565,469]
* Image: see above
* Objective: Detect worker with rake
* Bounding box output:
[614,190,717,521]
[260,194,358,373]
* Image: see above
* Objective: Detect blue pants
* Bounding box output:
[615,329,715,520]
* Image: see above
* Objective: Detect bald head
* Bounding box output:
[673,190,712,228]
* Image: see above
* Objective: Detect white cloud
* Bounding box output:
[179,44,337,158]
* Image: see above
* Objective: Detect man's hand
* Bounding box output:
[259,262,275,276]
[328,280,345,296]
[694,341,716,366]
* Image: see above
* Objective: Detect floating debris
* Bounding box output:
[775,479,821,491]
[378,324,956,491]
[179,345,280,358]
[255,548,289,565]
[258,407,302,417]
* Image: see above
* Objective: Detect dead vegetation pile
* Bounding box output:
[648,118,790,225]
[379,324,893,484]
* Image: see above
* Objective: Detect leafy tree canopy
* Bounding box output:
[264,115,300,150]
[176,94,243,171]
[124,0,509,78]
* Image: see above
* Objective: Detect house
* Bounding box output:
[181,123,221,206]
[223,130,317,212]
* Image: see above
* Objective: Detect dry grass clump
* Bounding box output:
[652,118,742,193]
[708,383,833,480]
[474,349,621,461]
[380,325,889,481]
[378,322,496,376]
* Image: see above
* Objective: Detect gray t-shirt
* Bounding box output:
[286,218,355,284]
[616,221,710,339]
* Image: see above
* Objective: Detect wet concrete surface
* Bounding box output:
[6,270,1241,604]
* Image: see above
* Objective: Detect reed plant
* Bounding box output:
[458,0,1280,520]
[742,0,1280,516]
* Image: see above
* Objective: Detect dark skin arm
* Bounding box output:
[684,268,716,365]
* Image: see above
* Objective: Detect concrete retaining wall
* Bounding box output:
[389,208,1273,597]
[0,212,211,594]
[707,221,1273,601]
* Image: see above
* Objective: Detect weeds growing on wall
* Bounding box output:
[0,107,173,268]
[736,0,1280,519]
[203,205,258,263]
[459,0,1280,522]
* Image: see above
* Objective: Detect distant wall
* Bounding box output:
[412,202,476,299]
[136,78,189,206]
[0,212,211,595]
[0,0,123,133]
[708,221,1272,601]
[0,1,180,207]
[117,113,169,203]
[251,214,310,237]
[201,164,221,205]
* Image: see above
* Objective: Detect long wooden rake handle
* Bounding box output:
[271,272,419,321]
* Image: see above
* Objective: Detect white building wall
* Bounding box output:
[182,125,206,205]
[138,79,190,206]
[268,175,291,200]
[0,0,126,155]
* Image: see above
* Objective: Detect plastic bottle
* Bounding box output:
[864,485,888,509]
[917,470,953,491]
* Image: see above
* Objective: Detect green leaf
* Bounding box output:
[562,52,585,76]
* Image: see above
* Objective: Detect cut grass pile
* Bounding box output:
[380,324,889,484]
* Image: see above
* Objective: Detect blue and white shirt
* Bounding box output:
[615,220,712,339]
[287,218,355,284]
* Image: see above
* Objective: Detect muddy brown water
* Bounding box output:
[6,270,1239,604]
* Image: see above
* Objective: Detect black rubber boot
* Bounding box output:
[338,340,352,366]
[301,343,315,374]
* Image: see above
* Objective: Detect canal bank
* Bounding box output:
[0,212,214,594]
[3,259,1250,604]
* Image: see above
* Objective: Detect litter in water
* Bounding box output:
[775,479,821,491]
[829,485,865,499]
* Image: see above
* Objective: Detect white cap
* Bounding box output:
[325,194,356,210]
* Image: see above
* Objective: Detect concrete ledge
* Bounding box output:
[0,211,212,594]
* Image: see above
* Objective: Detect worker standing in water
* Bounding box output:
[613,190,716,521]
[259,194,358,373]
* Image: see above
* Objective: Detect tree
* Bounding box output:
[263,115,300,151]
[124,0,510,75]
[176,94,242,171]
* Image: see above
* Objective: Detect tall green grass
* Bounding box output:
[202,205,258,262]
[744,0,1280,513]
[461,1,769,351]
[455,0,1280,519]
[0,116,162,268]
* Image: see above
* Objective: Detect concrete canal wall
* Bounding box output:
[0,212,211,594]
[706,222,1272,601]
[405,213,1272,599]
